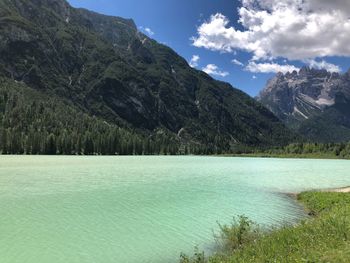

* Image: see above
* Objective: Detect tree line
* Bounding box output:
[4,79,349,157]
[260,142,350,159]
[0,80,226,155]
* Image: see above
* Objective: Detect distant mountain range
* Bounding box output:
[258,67,350,142]
[0,0,294,154]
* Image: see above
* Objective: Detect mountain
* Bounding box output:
[0,0,294,154]
[258,67,350,142]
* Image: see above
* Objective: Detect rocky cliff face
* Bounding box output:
[258,67,350,142]
[0,0,295,149]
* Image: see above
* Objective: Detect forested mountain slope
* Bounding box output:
[0,0,295,154]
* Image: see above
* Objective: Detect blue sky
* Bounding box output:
[68,0,350,97]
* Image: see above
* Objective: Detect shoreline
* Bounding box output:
[183,190,350,262]
[222,153,350,161]
[321,186,350,193]
[285,186,350,198]
[0,153,350,159]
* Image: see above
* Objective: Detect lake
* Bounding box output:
[0,156,350,263]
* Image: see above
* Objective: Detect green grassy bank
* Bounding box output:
[231,152,349,160]
[225,142,350,160]
[181,191,350,263]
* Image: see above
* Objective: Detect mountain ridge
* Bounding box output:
[258,66,350,142]
[0,0,295,154]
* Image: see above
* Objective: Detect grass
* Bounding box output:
[180,191,350,263]
[228,152,349,160]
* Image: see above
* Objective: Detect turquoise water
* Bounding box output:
[0,156,350,263]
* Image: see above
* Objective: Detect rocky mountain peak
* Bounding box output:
[298,66,311,75]
[258,67,347,121]
[258,67,350,142]
[1,0,71,19]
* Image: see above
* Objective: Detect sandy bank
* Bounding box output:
[284,186,350,198]
[322,186,350,193]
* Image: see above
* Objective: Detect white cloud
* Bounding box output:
[252,75,257,79]
[307,59,342,73]
[140,26,155,36]
[246,61,299,74]
[189,55,200,68]
[144,27,155,36]
[232,59,244,66]
[202,64,229,77]
[192,0,350,61]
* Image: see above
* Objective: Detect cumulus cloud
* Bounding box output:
[192,0,350,62]
[144,27,155,36]
[202,64,229,77]
[232,59,244,66]
[140,26,155,36]
[189,55,200,67]
[245,61,299,74]
[306,59,342,73]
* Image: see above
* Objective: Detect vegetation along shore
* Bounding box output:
[180,189,350,263]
